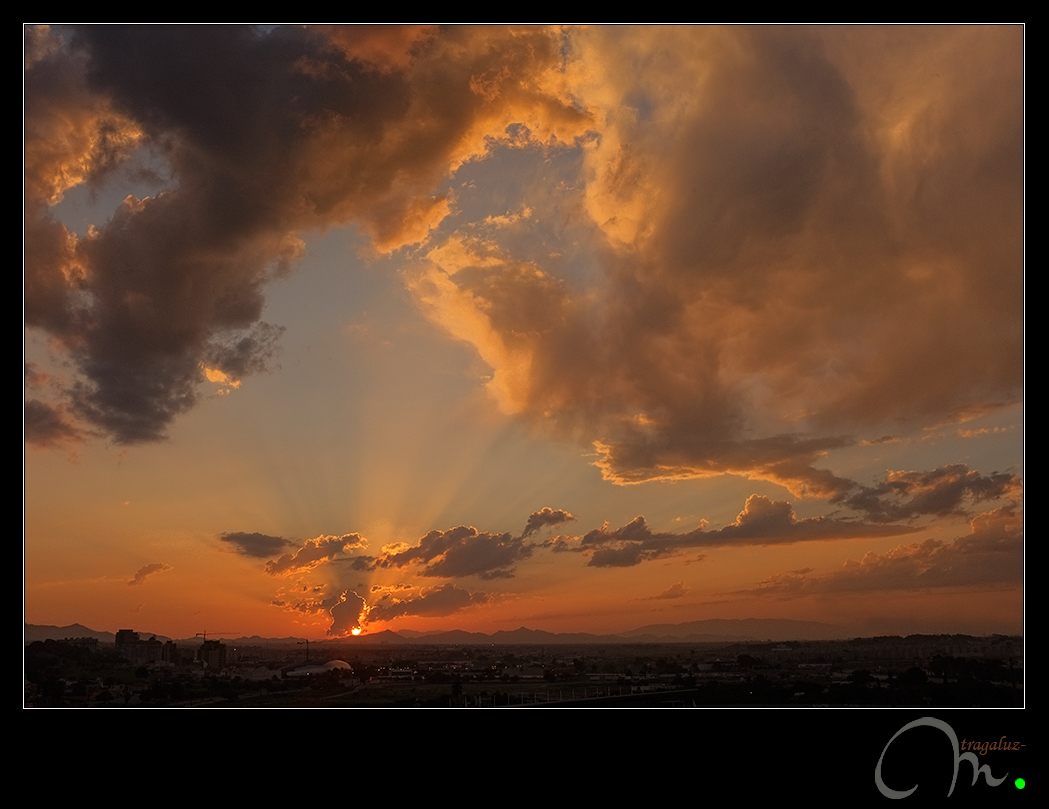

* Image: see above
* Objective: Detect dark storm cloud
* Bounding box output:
[220,531,293,559]
[24,25,591,445]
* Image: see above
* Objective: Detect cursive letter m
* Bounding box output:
[875,717,1008,799]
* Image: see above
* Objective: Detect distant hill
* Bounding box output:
[24,623,118,644]
[23,624,176,645]
[24,617,844,646]
[619,618,846,643]
[403,619,846,645]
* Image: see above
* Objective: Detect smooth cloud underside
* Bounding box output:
[23,25,1022,501]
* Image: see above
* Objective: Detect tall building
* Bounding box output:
[198,639,227,670]
[114,629,165,663]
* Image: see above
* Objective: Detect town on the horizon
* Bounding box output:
[24,621,1024,708]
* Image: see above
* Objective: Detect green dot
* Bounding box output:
[1015,778,1025,789]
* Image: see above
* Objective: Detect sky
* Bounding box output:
[23,25,1024,640]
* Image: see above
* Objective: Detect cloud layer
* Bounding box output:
[247,472,1021,633]
[24,25,590,444]
[411,26,1023,493]
[27,27,1022,488]
[557,494,922,568]
[749,507,1023,595]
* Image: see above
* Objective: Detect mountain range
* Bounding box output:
[24,617,849,646]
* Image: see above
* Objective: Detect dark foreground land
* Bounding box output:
[25,633,1022,708]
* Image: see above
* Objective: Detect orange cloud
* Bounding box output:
[410,26,1022,494]
[266,534,366,577]
[750,507,1023,595]
[557,494,922,568]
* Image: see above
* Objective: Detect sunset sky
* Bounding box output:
[24,25,1024,640]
